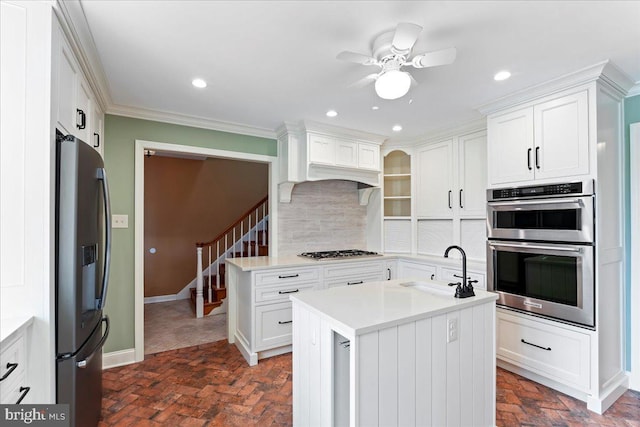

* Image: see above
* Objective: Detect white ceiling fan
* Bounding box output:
[337,23,457,100]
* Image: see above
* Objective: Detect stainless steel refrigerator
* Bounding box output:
[55,133,111,427]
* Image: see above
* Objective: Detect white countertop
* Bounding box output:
[1,314,34,343]
[290,278,497,336]
[226,253,486,272]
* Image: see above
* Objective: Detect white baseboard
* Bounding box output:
[144,293,189,304]
[103,348,137,369]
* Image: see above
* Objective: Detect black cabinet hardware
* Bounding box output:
[430,274,435,280]
[278,320,292,325]
[278,274,299,279]
[521,338,551,351]
[459,189,463,208]
[448,190,452,209]
[387,268,391,280]
[93,132,100,148]
[1,362,18,381]
[278,289,299,294]
[16,386,30,404]
[76,108,86,129]
[347,280,363,285]
[535,147,540,169]
[527,148,532,170]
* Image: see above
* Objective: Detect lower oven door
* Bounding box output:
[487,240,594,327]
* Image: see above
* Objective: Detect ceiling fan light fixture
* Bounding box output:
[374,70,411,100]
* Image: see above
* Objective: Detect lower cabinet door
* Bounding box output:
[255,302,293,351]
[497,310,590,391]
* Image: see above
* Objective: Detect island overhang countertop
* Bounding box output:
[289,278,498,336]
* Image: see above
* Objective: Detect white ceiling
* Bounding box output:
[80,1,640,140]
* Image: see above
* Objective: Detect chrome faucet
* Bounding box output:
[444,245,476,298]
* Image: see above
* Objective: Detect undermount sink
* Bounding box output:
[399,281,454,297]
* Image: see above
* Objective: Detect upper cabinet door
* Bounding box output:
[416,140,453,218]
[487,107,534,186]
[56,35,78,136]
[458,131,487,217]
[358,142,380,170]
[308,134,335,165]
[334,138,357,168]
[533,91,589,180]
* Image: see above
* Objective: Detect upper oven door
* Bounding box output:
[487,195,594,243]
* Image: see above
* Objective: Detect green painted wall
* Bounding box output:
[624,94,640,370]
[102,115,276,352]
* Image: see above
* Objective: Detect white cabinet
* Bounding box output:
[398,259,438,281]
[417,140,453,217]
[1,320,32,404]
[54,21,103,155]
[277,122,385,200]
[497,309,590,391]
[413,130,487,260]
[488,91,589,186]
[322,261,384,288]
[308,132,380,172]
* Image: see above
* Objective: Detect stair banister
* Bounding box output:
[194,195,268,318]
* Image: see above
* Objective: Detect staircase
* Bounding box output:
[192,196,268,317]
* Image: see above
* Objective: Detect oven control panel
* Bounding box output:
[489,180,593,201]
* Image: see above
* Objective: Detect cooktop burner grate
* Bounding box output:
[298,249,381,260]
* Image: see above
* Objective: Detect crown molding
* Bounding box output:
[476,60,635,116]
[54,0,112,111]
[108,104,277,140]
[300,120,388,144]
[384,117,487,148]
[627,83,640,97]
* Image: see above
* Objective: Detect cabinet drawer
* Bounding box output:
[439,267,486,290]
[255,302,293,351]
[398,261,438,281]
[0,335,25,388]
[0,372,26,404]
[497,310,590,390]
[254,267,319,287]
[322,261,382,279]
[325,273,383,288]
[255,282,318,304]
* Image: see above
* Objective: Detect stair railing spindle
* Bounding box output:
[216,240,220,289]
[240,222,243,257]
[195,247,204,318]
[262,202,266,246]
[248,214,252,257]
[207,246,212,303]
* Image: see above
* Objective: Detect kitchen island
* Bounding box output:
[291,278,498,427]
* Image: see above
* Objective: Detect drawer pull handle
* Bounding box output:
[16,386,30,404]
[521,339,551,351]
[1,362,18,382]
[278,274,299,279]
[347,281,363,285]
[430,274,435,280]
[278,320,292,325]
[278,289,299,294]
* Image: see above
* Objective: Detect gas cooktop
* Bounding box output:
[298,249,381,261]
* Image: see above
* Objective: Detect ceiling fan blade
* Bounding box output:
[391,23,423,53]
[349,73,378,88]
[337,51,378,66]
[410,47,457,68]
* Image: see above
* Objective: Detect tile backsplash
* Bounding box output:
[278,180,367,256]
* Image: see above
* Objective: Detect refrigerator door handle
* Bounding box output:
[97,168,111,310]
[77,316,110,369]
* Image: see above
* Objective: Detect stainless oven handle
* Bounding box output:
[488,242,583,253]
[489,198,584,207]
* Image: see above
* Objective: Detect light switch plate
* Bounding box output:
[112,214,128,228]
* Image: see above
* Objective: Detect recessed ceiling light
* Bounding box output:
[192,78,207,88]
[392,125,403,132]
[372,106,379,110]
[326,110,338,118]
[494,70,511,81]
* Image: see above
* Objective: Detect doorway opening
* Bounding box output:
[134,140,277,361]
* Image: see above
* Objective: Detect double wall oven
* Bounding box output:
[487,180,595,328]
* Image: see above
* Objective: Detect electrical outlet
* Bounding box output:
[447,317,458,343]
[112,214,128,228]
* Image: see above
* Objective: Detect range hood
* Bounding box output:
[276,121,386,205]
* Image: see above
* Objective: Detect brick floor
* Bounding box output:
[100,340,640,426]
